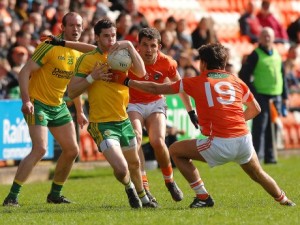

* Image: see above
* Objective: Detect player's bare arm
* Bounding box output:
[243,98,261,121]
[72,96,88,129]
[18,59,40,115]
[42,35,96,53]
[110,40,146,78]
[129,80,177,95]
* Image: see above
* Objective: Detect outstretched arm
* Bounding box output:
[42,35,96,53]
[170,71,199,129]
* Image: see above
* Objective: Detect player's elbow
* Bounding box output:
[68,89,77,100]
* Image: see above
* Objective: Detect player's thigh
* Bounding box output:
[103,143,128,171]
[28,124,49,150]
[128,111,144,139]
[169,139,204,161]
[240,151,263,178]
[145,112,166,141]
[49,121,78,152]
[123,147,140,166]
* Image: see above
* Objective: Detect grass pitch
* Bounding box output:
[0,155,299,225]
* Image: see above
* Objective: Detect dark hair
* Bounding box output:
[197,43,228,70]
[94,18,116,35]
[62,12,81,27]
[138,27,161,44]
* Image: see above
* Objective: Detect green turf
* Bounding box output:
[1,155,299,225]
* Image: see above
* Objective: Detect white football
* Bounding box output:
[107,48,132,72]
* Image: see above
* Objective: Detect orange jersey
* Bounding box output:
[171,70,254,138]
[128,51,177,103]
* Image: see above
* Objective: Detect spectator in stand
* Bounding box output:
[7,0,19,23]
[165,16,178,40]
[160,29,182,61]
[284,44,300,92]
[0,28,10,59]
[182,65,199,78]
[92,0,112,24]
[238,0,262,43]
[116,12,132,41]
[239,27,289,164]
[153,18,165,33]
[0,58,12,99]
[30,0,46,14]
[0,0,12,26]
[176,18,192,44]
[287,16,300,44]
[124,24,141,48]
[191,17,218,50]
[29,12,45,36]
[79,27,95,45]
[15,0,29,21]
[7,30,34,59]
[123,0,149,28]
[6,46,29,99]
[257,0,289,43]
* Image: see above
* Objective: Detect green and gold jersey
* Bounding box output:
[29,42,82,106]
[75,47,129,123]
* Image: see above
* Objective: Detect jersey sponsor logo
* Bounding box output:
[144,70,163,81]
[52,68,73,79]
[207,72,228,79]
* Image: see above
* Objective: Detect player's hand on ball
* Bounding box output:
[92,62,112,82]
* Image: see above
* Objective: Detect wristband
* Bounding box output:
[124,78,130,86]
[86,74,95,84]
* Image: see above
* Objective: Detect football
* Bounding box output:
[107,48,132,72]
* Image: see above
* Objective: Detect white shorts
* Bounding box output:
[196,133,254,167]
[127,98,167,119]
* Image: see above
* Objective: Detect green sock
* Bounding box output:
[7,181,23,199]
[49,182,63,198]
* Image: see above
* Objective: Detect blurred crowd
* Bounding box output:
[1,0,300,99]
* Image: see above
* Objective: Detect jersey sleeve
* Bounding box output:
[170,80,183,93]
[74,54,90,78]
[239,77,254,103]
[167,57,178,79]
[31,42,54,66]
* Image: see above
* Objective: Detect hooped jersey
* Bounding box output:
[128,51,177,103]
[171,70,254,138]
[75,48,129,123]
[29,42,82,106]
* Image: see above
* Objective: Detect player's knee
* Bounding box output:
[114,166,128,180]
[169,144,177,157]
[31,146,47,159]
[134,130,143,146]
[150,138,165,150]
[63,146,79,160]
[127,159,140,171]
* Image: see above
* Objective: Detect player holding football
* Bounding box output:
[112,43,296,207]
[67,18,157,208]
[3,12,88,207]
